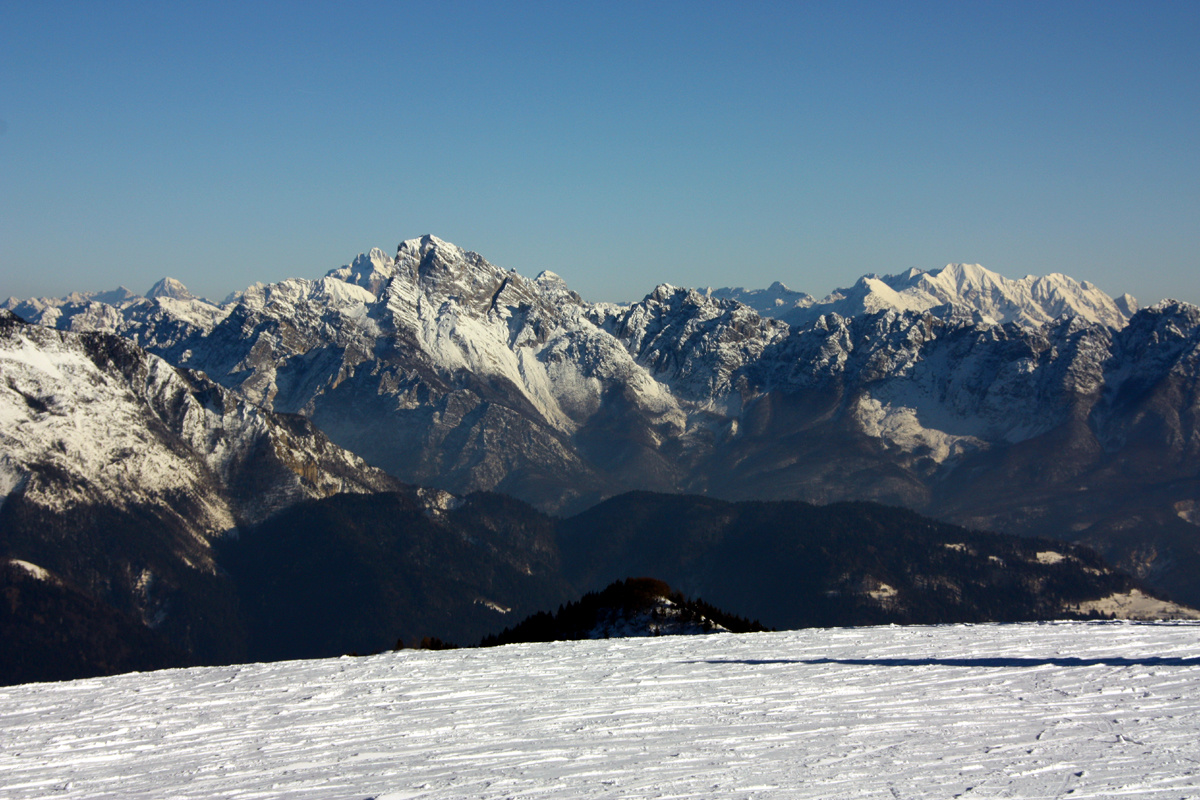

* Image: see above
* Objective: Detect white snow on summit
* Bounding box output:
[3,235,1191,533]
[2,278,229,341]
[145,277,194,301]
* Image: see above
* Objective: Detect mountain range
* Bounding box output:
[3,236,1199,682]
[710,262,1137,329]
[2,308,1187,684]
[8,235,1195,603]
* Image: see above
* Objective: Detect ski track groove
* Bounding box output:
[2,622,1200,799]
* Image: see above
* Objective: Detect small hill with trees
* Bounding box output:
[481,578,770,647]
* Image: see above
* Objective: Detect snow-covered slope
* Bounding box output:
[3,621,1199,799]
[0,311,396,531]
[717,262,1137,329]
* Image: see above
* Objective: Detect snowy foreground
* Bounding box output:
[3,623,1200,800]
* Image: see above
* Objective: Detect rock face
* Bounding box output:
[7,236,1200,606]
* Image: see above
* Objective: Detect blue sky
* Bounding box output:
[2,1,1198,306]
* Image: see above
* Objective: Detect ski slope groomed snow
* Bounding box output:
[2,622,1199,799]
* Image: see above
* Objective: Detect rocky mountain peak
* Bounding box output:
[4,235,1200,615]
[533,270,584,306]
[1146,297,1200,321]
[395,234,477,280]
[1119,300,1200,353]
[387,234,523,311]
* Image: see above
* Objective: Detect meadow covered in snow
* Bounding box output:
[2,621,1199,799]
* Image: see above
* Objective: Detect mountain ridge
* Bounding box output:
[711,262,1136,330]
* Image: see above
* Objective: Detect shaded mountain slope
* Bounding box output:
[557,492,1197,631]
[221,490,571,661]
[0,558,187,685]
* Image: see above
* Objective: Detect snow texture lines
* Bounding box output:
[2,622,1200,799]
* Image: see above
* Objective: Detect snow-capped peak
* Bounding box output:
[394,235,496,287]
[395,234,471,277]
[145,277,194,301]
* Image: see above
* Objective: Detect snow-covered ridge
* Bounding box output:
[0,309,405,651]
[0,311,397,538]
[715,262,1136,330]
[4,241,1192,486]
[3,622,1199,799]
[3,276,229,353]
[2,241,1191,482]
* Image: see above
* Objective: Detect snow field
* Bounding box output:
[1,622,1199,799]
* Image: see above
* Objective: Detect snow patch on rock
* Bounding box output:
[853,395,986,464]
[7,559,55,582]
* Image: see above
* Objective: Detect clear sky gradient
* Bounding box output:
[3,1,1198,306]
